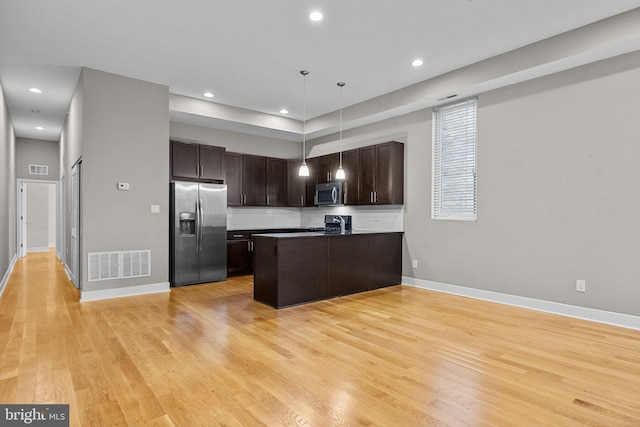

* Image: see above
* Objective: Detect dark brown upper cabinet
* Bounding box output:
[287,159,307,207]
[358,141,404,205]
[265,157,287,207]
[225,152,267,206]
[171,140,225,182]
[341,149,360,205]
[221,141,403,207]
[304,157,318,207]
[226,154,295,207]
[316,153,341,184]
[225,152,243,206]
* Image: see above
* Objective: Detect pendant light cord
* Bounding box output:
[301,70,309,165]
[338,82,345,168]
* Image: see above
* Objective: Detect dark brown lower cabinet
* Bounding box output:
[369,233,403,290]
[254,236,329,308]
[328,235,369,297]
[253,232,403,308]
[227,232,253,275]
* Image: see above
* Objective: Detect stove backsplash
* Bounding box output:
[228,205,403,231]
[227,207,301,230]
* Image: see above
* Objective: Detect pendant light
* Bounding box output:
[298,70,310,177]
[334,82,346,180]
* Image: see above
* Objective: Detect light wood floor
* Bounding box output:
[1,251,640,426]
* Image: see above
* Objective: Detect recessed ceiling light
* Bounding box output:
[309,11,323,21]
[204,92,214,98]
[412,59,424,67]
[280,109,289,114]
[29,88,42,94]
[35,126,44,130]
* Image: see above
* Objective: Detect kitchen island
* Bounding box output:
[253,231,403,308]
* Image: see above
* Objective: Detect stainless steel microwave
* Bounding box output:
[314,182,343,206]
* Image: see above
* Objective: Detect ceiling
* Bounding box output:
[1,0,640,142]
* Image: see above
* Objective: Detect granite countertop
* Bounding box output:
[253,230,403,238]
[228,227,325,234]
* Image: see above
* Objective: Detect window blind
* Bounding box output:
[432,98,477,220]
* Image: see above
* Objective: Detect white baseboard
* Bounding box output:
[63,264,78,289]
[0,255,18,299]
[27,247,49,253]
[80,282,170,302]
[402,276,640,331]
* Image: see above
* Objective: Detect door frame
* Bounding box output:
[16,179,60,258]
[69,159,82,290]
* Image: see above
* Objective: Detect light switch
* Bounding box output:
[151,205,160,214]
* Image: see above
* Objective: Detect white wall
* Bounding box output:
[0,81,16,293]
[15,138,60,181]
[310,51,640,317]
[170,122,300,159]
[15,137,59,254]
[62,68,170,293]
[61,70,83,272]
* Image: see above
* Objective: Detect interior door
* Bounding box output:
[70,161,82,289]
[18,182,27,258]
[57,176,65,261]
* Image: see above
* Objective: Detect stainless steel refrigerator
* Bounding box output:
[170,181,227,286]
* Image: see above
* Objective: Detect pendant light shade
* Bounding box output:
[335,82,346,180]
[299,70,310,177]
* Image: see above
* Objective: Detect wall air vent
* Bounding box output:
[88,250,151,282]
[436,94,458,101]
[29,164,49,175]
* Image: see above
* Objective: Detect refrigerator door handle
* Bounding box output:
[196,198,203,250]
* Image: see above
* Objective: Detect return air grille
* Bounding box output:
[88,250,151,282]
[29,164,49,175]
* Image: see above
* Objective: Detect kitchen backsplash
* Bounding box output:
[227,207,301,230]
[228,205,403,231]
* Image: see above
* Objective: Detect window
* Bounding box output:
[432,98,477,220]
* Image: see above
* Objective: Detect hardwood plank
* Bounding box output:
[1,251,639,426]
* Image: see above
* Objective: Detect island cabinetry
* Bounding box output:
[253,231,403,308]
[254,236,329,308]
[328,235,369,297]
[369,233,402,290]
[171,141,225,182]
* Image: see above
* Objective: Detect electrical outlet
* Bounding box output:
[412,259,418,269]
[576,280,586,292]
